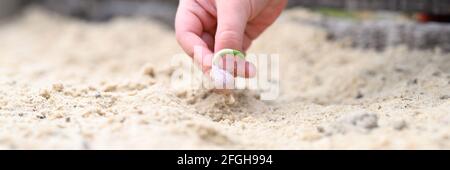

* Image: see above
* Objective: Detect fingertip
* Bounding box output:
[214,30,245,53]
[214,1,249,52]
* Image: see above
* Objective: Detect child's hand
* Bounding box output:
[175,0,287,77]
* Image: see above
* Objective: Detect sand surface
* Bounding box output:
[0,8,449,149]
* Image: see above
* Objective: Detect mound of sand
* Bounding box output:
[0,8,449,149]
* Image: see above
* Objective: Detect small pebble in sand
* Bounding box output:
[342,112,379,130]
[103,84,117,92]
[39,89,51,99]
[325,112,380,135]
[407,79,418,85]
[94,92,102,98]
[141,64,155,77]
[36,114,46,119]
[355,91,364,99]
[316,126,325,133]
[440,95,450,100]
[175,90,187,98]
[225,94,236,105]
[393,120,408,130]
[52,83,64,92]
[432,71,441,77]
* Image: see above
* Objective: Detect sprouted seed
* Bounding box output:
[212,49,246,65]
[210,49,246,89]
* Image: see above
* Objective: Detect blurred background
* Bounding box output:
[1,0,450,51]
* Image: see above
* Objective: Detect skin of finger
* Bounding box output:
[212,0,285,78]
[214,0,250,52]
[245,0,288,40]
[217,55,256,78]
[243,34,252,51]
[175,1,214,72]
[176,31,213,73]
[213,0,257,78]
[176,0,282,78]
[201,32,215,51]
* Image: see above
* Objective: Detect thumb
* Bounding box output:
[214,0,250,52]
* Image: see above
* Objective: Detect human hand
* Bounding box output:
[175,0,287,77]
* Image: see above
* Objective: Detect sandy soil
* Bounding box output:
[0,7,449,149]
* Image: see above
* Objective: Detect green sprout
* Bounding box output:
[213,49,245,65]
